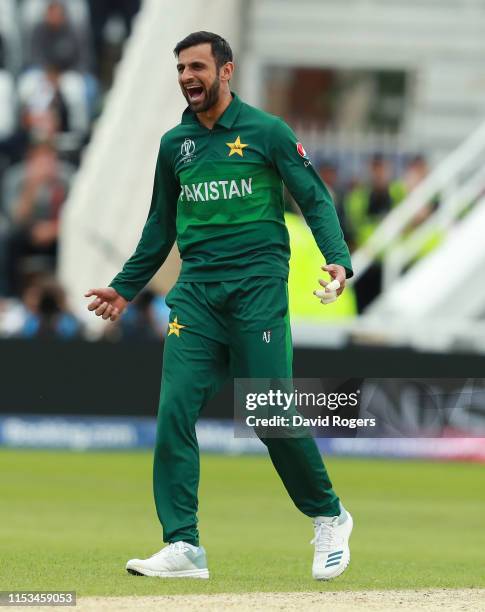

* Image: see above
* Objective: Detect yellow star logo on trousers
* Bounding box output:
[226,135,248,157]
[168,317,186,337]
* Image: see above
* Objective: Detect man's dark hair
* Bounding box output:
[174,31,233,68]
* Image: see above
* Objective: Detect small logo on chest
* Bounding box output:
[180,138,196,163]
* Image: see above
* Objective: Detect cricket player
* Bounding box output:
[85,31,353,581]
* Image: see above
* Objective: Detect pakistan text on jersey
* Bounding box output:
[179,178,253,203]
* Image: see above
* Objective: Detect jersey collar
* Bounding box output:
[181,92,242,129]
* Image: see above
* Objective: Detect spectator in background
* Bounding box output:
[343,154,405,251]
[317,159,339,196]
[402,154,434,226]
[19,64,91,136]
[104,289,170,342]
[404,154,428,193]
[20,2,96,136]
[2,141,74,296]
[29,1,86,72]
[343,154,406,312]
[0,31,18,182]
[401,154,442,259]
[317,159,346,236]
[0,213,8,295]
[0,35,16,140]
[0,95,66,176]
[0,274,83,338]
[17,275,83,339]
[20,67,69,134]
[0,0,22,75]
[87,0,141,80]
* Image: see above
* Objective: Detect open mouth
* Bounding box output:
[186,84,204,103]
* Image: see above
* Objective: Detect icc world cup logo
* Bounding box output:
[181,138,196,158]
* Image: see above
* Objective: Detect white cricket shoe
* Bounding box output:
[311,507,353,580]
[126,541,209,579]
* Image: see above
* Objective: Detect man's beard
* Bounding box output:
[186,76,221,113]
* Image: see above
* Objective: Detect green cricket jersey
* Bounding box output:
[110,93,352,301]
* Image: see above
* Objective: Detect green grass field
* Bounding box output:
[0,449,484,596]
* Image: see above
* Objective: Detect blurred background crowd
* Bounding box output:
[0,0,154,340]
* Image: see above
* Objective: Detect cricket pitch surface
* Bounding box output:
[61,589,485,611]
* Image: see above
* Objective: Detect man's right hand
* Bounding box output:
[84,287,128,322]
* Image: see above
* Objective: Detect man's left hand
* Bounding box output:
[313,264,346,305]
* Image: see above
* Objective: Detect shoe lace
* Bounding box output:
[311,519,338,552]
[150,542,188,559]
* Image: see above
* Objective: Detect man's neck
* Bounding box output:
[196,89,233,130]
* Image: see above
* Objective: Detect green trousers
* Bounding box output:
[154,277,340,546]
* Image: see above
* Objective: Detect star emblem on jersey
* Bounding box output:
[226,135,248,157]
[168,317,186,337]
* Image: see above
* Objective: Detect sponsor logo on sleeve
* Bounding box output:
[296,142,312,167]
